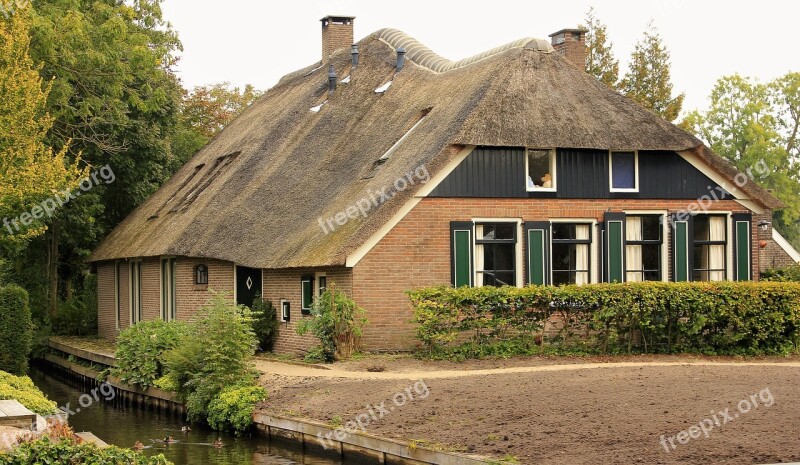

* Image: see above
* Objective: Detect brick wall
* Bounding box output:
[97,262,116,339]
[352,197,752,351]
[322,19,353,60]
[266,267,353,355]
[175,258,235,321]
[755,214,798,271]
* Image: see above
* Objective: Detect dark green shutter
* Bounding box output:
[671,214,691,282]
[604,213,625,283]
[733,213,752,281]
[301,276,313,314]
[524,221,549,285]
[450,221,473,287]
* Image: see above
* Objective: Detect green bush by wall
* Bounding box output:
[408,282,800,359]
[0,284,33,374]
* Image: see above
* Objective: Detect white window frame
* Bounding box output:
[525,148,557,192]
[280,299,290,323]
[609,150,640,193]
[690,212,732,282]
[471,218,524,288]
[160,257,177,321]
[114,261,121,330]
[129,259,142,325]
[623,210,669,282]
[549,218,598,285]
[315,272,327,297]
[300,275,313,314]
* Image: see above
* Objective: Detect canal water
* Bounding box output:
[28,365,343,465]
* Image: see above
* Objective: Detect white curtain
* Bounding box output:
[625,217,643,282]
[708,217,726,281]
[575,224,590,284]
[475,225,484,286]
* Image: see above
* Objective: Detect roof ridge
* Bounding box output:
[373,28,552,73]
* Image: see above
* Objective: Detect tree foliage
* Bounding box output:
[620,22,684,121]
[0,6,84,244]
[682,73,800,245]
[0,284,33,374]
[582,7,619,89]
[181,82,262,140]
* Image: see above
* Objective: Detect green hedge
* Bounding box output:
[762,263,800,282]
[112,319,188,388]
[0,436,172,465]
[0,370,57,415]
[0,285,33,374]
[407,282,800,358]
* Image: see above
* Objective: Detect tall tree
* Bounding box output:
[582,7,619,89]
[0,5,84,246]
[620,21,685,122]
[181,83,262,140]
[771,72,800,162]
[682,74,800,245]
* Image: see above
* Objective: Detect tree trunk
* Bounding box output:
[47,221,60,318]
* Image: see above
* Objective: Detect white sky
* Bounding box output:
[161,0,800,113]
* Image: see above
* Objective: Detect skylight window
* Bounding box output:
[375,81,393,93]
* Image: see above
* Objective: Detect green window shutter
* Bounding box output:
[733,213,752,281]
[672,215,690,282]
[301,276,313,314]
[604,213,625,283]
[450,221,473,287]
[524,221,549,285]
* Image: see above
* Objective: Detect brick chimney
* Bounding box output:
[321,15,355,60]
[549,28,587,69]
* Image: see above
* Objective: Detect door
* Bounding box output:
[235,266,262,308]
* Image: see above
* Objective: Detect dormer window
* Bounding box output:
[195,264,209,285]
[526,149,556,192]
[609,151,639,192]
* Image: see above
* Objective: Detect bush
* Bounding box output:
[112,320,188,388]
[0,370,57,415]
[762,263,800,282]
[251,295,279,351]
[206,384,268,432]
[0,436,172,465]
[408,282,800,359]
[0,284,33,374]
[162,294,260,431]
[296,283,367,362]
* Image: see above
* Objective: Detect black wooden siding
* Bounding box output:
[428,147,730,200]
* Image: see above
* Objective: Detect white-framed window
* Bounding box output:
[129,259,142,325]
[315,272,327,297]
[300,275,313,315]
[114,261,121,330]
[625,215,664,282]
[609,150,639,192]
[475,222,520,286]
[526,148,556,192]
[280,299,290,322]
[693,214,727,281]
[160,257,177,321]
[551,222,593,285]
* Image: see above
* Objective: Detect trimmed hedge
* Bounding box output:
[0,436,172,465]
[408,282,800,358]
[0,370,57,415]
[0,284,33,374]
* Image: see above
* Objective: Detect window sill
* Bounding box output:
[526,188,556,193]
[193,284,209,291]
[610,188,639,193]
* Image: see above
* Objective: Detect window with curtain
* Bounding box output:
[693,215,727,281]
[552,223,591,285]
[475,223,517,286]
[526,149,556,191]
[610,151,637,191]
[625,215,662,282]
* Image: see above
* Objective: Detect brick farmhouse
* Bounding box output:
[89,16,799,353]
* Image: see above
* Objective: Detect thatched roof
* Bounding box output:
[89,28,779,267]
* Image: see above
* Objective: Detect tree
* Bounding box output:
[0,6,84,245]
[583,7,619,89]
[181,83,262,140]
[620,21,684,122]
[682,74,800,245]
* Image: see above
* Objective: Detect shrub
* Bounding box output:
[112,320,188,388]
[0,436,172,465]
[762,263,800,282]
[0,370,57,415]
[206,385,268,433]
[0,284,33,374]
[296,283,367,362]
[251,295,279,351]
[408,282,800,359]
[162,294,259,430]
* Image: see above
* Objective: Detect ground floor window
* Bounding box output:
[129,260,142,324]
[161,257,177,321]
[693,215,727,281]
[625,215,663,282]
[475,223,517,286]
[551,223,591,285]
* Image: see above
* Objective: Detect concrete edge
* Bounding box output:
[253,412,494,465]
[49,339,117,367]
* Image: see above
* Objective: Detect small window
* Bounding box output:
[280,300,290,322]
[195,264,209,285]
[301,276,313,315]
[317,274,327,296]
[526,149,556,192]
[610,151,638,191]
[552,223,592,285]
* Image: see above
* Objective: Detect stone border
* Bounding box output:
[49,339,117,367]
[253,412,493,465]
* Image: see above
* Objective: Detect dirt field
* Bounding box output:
[258,356,800,464]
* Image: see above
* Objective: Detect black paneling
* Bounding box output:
[429,147,731,200]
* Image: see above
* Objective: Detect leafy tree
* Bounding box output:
[0,6,84,245]
[582,7,619,89]
[682,74,800,245]
[620,21,684,121]
[181,82,262,140]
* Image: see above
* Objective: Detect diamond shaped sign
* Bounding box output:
[246,276,253,290]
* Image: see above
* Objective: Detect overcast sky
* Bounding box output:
[161,0,799,113]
